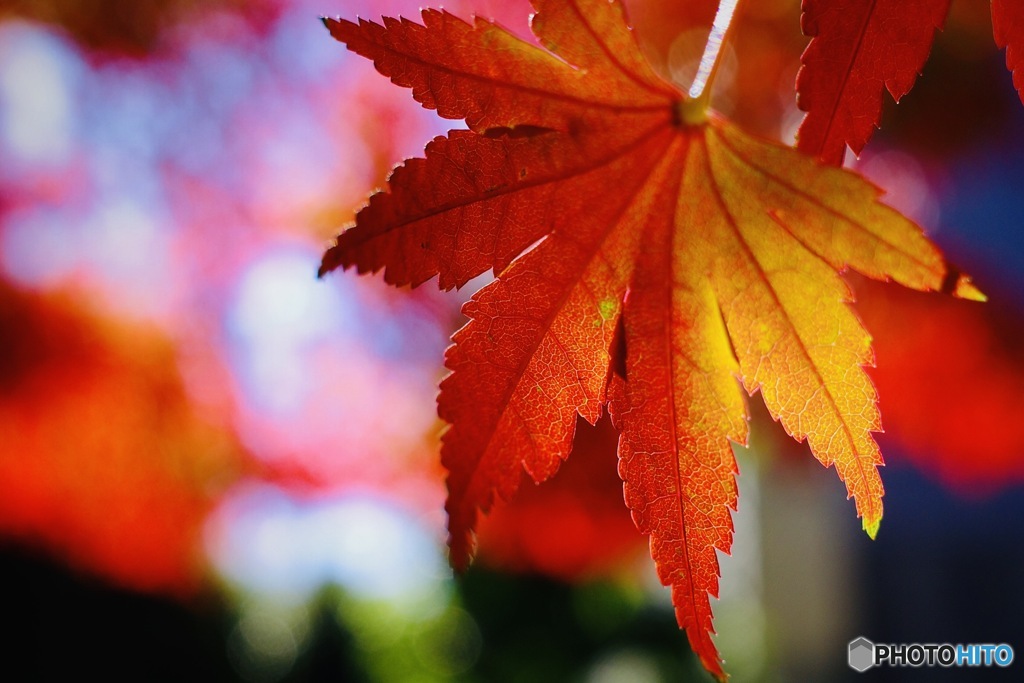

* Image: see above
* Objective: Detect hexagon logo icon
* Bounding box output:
[848,637,875,672]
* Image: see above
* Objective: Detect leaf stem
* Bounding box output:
[677,0,743,124]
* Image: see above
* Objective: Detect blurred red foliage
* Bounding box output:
[0,279,245,594]
[857,276,1024,493]
[476,415,644,580]
[0,0,278,57]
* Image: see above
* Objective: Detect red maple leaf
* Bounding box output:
[994,0,1024,102]
[317,1,981,678]
[797,0,1024,164]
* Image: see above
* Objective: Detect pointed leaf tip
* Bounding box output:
[941,264,986,301]
[864,517,880,540]
[954,276,986,302]
[317,245,337,279]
